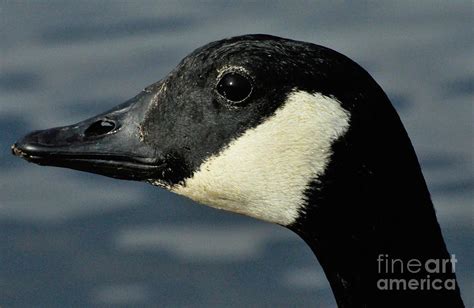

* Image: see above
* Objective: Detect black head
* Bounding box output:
[12,34,390,224]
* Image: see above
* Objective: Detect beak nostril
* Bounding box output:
[84,119,116,137]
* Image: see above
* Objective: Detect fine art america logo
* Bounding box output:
[377,254,458,291]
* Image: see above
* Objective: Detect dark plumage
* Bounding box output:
[12,34,464,307]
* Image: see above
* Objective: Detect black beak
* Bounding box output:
[12,91,164,181]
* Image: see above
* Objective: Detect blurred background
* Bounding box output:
[1,1,472,307]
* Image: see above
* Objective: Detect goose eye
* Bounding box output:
[216,72,252,102]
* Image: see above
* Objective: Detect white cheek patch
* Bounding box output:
[170,90,350,226]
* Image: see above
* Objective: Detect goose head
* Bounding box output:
[12,34,361,226]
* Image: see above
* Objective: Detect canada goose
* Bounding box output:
[12,34,464,307]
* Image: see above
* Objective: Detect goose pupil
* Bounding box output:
[217,72,252,102]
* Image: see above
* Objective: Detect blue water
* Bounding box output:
[1,2,472,307]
